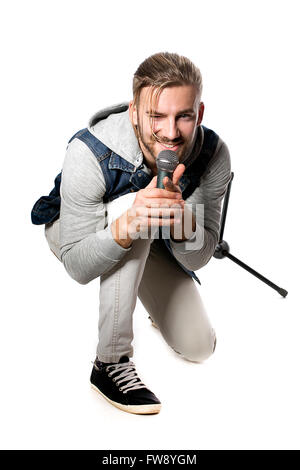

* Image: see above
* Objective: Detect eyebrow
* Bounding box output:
[145,108,195,116]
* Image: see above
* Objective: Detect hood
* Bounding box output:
[88,102,144,168]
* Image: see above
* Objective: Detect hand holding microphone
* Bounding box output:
[111,151,186,247]
[156,150,197,242]
[156,149,185,193]
[156,150,189,240]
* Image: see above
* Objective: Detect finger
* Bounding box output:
[132,205,181,217]
[148,207,183,218]
[143,198,184,207]
[147,218,180,227]
[173,164,185,186]
[131,216,179,232]
[145,175,158,189]
[163,176,179,193]
[144,187,182,199]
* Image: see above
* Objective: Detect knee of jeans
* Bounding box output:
[174,330,217,363]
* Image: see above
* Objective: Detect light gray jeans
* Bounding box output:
[44,195,216,364]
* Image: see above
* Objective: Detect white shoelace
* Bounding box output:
[106,361,147,394]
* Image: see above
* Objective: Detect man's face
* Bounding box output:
[129,85,204,175]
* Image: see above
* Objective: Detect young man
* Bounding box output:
[43,52,231,415]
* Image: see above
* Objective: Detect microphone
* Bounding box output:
[156,150,179,189]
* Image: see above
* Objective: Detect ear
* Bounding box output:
[196,102,205,126]
[129,100,138,126]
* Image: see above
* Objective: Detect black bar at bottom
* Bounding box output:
[0,450,203,465]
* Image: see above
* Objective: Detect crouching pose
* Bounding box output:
[33,52,231,415]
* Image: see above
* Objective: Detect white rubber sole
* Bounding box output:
[90,384,161,415]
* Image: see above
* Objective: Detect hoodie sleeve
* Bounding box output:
[169,138,231,271]
[59,138,132,285]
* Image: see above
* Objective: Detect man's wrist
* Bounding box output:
[110,216,133,249]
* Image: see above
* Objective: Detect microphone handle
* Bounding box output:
[156,170,173,189]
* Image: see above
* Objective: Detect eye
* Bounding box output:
[179,114,193,119]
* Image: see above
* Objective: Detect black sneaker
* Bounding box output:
[90,356,161,415]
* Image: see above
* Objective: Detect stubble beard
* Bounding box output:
[135,114,195,173]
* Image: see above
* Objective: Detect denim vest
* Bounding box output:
[31,126,219,285]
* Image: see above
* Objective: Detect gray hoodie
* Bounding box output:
[59,103,231,285]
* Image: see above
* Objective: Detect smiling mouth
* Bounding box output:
[159,142,182,149]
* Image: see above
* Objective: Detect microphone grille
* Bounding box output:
[156,150,179,172]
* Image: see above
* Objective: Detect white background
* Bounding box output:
[1,0,299,450]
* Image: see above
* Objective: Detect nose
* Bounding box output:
[163,117,180,141]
